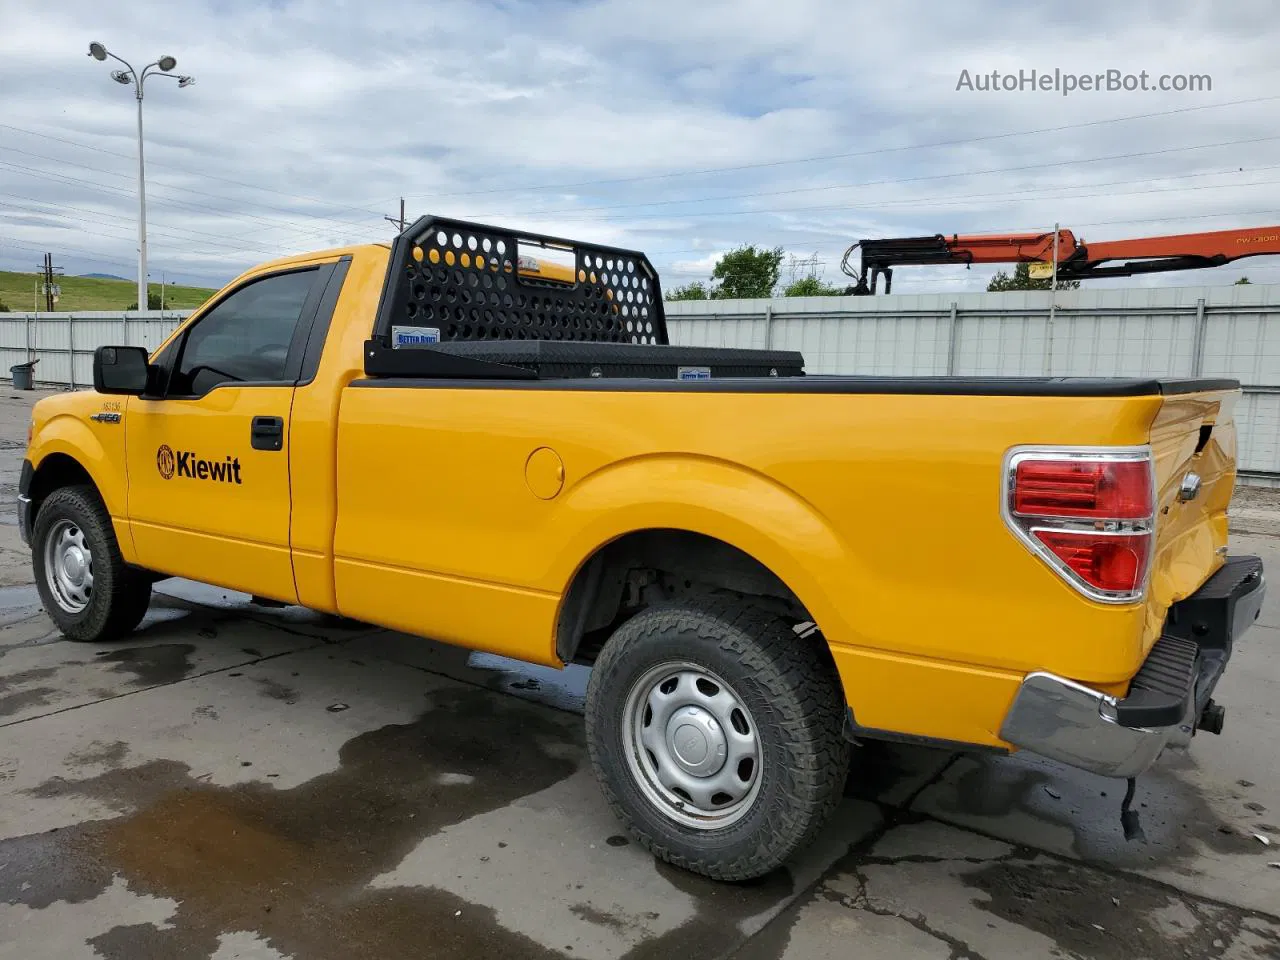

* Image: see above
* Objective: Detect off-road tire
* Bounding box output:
[584,600,850,881]
[32,485,152,642]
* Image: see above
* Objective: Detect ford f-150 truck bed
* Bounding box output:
[19,216,1264,880]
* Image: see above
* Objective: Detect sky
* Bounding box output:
[1,0,1279,296]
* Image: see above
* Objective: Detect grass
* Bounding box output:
[0,272,217,313]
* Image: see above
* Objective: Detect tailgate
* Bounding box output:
[1145,384,1240,647]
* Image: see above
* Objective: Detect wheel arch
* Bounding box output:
[549,454,862,665]
[557,528,822,665]
[27,415,122,517]
[26,422,133,563]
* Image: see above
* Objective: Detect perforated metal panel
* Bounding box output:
[374,216,667,347]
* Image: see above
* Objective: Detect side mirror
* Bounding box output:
[93,346,150,395]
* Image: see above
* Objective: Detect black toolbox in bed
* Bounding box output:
[364,215,805,380]
[405,340,802,379]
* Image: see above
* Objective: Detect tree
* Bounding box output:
[666,281,709,301]
[710,245,783,299]
[783,276,844,297]
[986,262,1081,292]
[0,299,9,313]
[126,291,163,310]
[1236,276,1252,285]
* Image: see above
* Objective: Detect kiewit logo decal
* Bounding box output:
[156,446,242,484]
[156,445,175,480]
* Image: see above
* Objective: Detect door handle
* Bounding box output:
[251,416,284,451]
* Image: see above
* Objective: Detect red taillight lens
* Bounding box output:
[1014,458,1151,519]
[1031,530,1151,594]
[1005,449,1155,601]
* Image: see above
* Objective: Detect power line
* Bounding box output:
[0,144,346,236]
[491,136,1280,222]
[0,122,390,220]
[394,95,1280,202]
[0,204,284,272]
[0,235,222,280]
[384,197,407,233]
[0,159,385,247]
[0,196,296,258]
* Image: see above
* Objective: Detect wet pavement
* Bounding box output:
[0,537,1277,957]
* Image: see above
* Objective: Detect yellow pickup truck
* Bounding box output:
[19,217,1265,880]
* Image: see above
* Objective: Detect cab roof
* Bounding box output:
[227,242,389,286]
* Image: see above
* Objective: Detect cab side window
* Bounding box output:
[168,269,317,397]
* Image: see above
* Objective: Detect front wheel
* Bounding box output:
[584,602,851,881]
[32,485,152,643]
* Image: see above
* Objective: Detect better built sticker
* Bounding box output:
[677,366,712,381]
[392,326,441,348]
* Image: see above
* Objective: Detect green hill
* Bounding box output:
[0,272,217,312]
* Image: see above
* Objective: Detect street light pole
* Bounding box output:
[87,42,194,310]
[135,88,147,311]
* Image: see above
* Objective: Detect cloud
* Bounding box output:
[1,0,1278,295]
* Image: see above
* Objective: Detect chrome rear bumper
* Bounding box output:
[1000,555,1265,779]
[999,672,1186,778]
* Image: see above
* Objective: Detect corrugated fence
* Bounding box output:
[5,282,1280,480]
[0,311,184,390]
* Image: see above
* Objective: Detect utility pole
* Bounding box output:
[384,197,406,233]
[40,254,62,311]
[1047,222,1060,376]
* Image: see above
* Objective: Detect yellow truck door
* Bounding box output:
[124,265,335,602]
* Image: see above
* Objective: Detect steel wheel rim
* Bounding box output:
[623,660,763,829]
[43,518,93,614]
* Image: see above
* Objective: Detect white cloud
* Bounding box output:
[0,0,1277,294]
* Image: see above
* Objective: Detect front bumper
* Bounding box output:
[999,555,1265,779]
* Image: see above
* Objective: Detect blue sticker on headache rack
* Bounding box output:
[391,325,441,348]
[677,366,712,381]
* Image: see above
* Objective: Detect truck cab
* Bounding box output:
[19,217,1266,881]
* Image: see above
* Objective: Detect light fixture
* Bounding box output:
[177,75,195,88]
[110,70,132,84]
[157,55,177,72]
[88,41,107,61]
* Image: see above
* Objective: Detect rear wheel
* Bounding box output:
[32,485,152,642]
[585,601,850,881]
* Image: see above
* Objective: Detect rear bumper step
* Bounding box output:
[999,555,1265,779]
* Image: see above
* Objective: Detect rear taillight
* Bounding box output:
[1004,447,1154,602]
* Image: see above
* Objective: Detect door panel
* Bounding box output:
[122,264,334,602]
[126,386,298,600]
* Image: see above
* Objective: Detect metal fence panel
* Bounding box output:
[2,312,187,388]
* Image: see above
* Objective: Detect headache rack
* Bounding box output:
[365,215,803,381]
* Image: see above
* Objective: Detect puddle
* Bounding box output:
[929,751,1264,866]
[963,856,1278,959]
[0,664,62,717]
[619,861,795,959]
[99,644,196,687]
[2,685,581,958]
[465,652,589,714]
